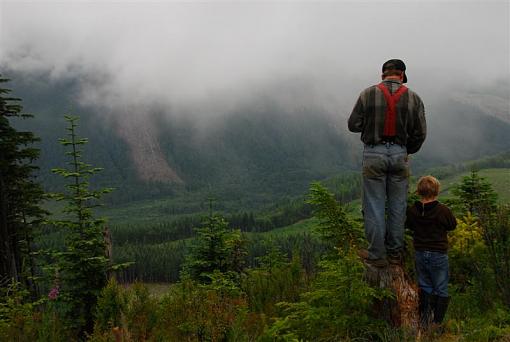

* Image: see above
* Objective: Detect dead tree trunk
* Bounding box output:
[364,262,419,332]
[104,226,114,280]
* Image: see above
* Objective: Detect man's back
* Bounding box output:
[348,79,426,154]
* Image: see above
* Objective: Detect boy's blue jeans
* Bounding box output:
[415,250,449,297]
[362,143,408,260]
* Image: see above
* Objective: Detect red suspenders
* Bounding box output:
[376,83,408,137]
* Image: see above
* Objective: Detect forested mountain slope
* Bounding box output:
[8,71,510,212]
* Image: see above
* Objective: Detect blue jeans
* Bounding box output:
[415,250,449,297]
[362,143,408,260]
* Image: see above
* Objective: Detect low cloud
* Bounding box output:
[1,1,508,118]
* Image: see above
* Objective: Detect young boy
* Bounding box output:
[406,175,457,329]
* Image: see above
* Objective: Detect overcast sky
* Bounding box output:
[0,1,508,117]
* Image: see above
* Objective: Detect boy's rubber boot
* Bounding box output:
[429,294,438,315]
[433,296,450,324]
[428,295,449,335]
[418,290,432,329]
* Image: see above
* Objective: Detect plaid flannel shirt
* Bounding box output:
[348,79,426,154]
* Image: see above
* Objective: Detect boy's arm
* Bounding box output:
[442,206,457,231]
[405,206,414,232]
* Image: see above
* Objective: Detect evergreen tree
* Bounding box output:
[307,182,364,256]
[0,75,45,297]
[485,205,510,308]
[182,213,246,284]
[49,115,112,335]
[451,170,498,216]
[451,171,510,308]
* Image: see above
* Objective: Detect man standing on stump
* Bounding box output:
[348,59,426,267]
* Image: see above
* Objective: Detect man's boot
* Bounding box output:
[418,290,432,329]
[357,249,388,268]
[387,251,403,266]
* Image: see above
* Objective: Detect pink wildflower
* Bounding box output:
[48,286,60,300]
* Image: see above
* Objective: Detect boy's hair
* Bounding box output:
[417,175,440,199]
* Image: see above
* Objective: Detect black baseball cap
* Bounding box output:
[382,59,407,83]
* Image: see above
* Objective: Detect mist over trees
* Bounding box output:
[5,71,510,211]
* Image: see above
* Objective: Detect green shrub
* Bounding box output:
[263,253,389,341]
[124,282,158,341]
[448,299,510,341]
[154,278,248,341]
[36,303,69,342]
[0,281,39,341]
[0,281,69,342]
[94,278,126,333]
[243,252,305,316]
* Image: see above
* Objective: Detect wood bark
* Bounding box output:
[104,226,114,279]
[364,262,419,332]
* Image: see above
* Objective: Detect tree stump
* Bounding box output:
[364,262,419,332]
[103,226,114,279]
